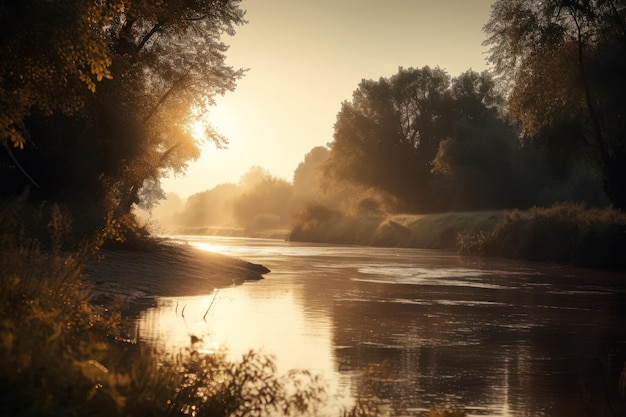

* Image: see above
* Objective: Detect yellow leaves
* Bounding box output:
[0,115,25,149]
[8,128,25,149]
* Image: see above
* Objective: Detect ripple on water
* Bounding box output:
[353,265,514,290]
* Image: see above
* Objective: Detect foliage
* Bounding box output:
[324,66,452,212]
[232,175,294,232]
[484,0,626,209]
[0,0,118,149]
[153,167,297,234]
[458,202,626,268]
[292,146,331,203]
[1,0,246,234]
[431,111,540,210]
[322,66,561,212]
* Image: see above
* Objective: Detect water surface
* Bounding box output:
[138,236,626,416]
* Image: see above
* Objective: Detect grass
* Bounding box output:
[290,202,625,268]
[289,207,501,250]
[457,202,626,268]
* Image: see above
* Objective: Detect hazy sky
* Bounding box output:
[161,0,494,198]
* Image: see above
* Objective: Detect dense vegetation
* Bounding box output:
[1,0,245,235]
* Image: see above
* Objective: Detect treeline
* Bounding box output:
[142,167,294,234]
[152,59,611,236]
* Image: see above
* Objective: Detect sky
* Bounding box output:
[161,0,495,199]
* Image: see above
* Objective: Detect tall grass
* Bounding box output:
[457,202,626,268]
[291,202,626,268]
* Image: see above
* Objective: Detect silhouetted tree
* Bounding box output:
[484,0,626,208]
[293,146,330,202]
[324,66,452,212]
[431,70,543,210]
[324,67,544,212]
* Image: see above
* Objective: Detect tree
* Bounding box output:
[293,146,330,202]
[0,0,118,149]
[431,70,537,210]
[484,0,626,208]
[233,175,294,231]
[0,0,245,232]
[324,66,452,212]
[323,67,531,212]
[178,183,240,228]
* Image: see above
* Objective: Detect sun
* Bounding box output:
[189,104,238,148]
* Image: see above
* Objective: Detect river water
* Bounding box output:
[137,235,626,416]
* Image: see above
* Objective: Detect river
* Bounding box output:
[137,235,626,416]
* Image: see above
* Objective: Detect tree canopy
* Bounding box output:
[0,0,245,232]
[484,0,626,209]
[323,66,536,212]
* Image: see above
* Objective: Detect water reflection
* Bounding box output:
[138,236,626,416]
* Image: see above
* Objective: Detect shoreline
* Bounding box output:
[84,239,270,315]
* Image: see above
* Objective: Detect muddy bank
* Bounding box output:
[84,240,270,314]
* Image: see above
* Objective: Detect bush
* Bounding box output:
[458,203,626,268]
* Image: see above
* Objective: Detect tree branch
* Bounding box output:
[607,0,626,40]
[3,142,39,189]
[143,73,190,124]
[569,7,609,163]
[136,20,168,53]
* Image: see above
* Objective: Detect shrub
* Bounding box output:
[458,203,626,268]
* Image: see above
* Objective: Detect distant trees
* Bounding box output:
[292,146,330,203]
[0,0,245,232]
[484,0,626,209]
[158,167,295,233]
[232,168,293,230]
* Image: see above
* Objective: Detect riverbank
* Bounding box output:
[84,240,270,315]
[288,203,626,269]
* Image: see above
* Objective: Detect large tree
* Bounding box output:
[0,0,245,230]
[431,70,541,210]
[324,67,524,212]
[324,66,452,212]
[484,0,626,209]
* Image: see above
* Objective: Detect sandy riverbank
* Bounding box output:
[84,240,270,314]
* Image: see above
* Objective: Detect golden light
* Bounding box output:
[189,104,238,146]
